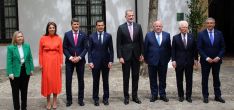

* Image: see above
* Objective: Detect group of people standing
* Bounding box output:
[6,9,225,110]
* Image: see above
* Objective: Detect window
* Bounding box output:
[71,0,106,35]
[0,0,19,43]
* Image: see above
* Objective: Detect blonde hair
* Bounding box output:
[12,31,24,45]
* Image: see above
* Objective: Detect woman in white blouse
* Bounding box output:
[6,31,34,110]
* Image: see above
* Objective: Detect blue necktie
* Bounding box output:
[156,33,160,45]
[209,31,214,45]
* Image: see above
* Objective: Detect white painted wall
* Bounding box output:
[158,0,188,36]
[105,0,135,62]
[0,0,189,69]
[0,0,135,69]
[137,0,149,36]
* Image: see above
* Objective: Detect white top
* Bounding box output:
[18,45,25,64]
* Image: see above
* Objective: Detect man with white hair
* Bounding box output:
[172,20,198,103]
[197,17,225,103]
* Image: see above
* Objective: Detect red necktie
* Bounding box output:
[74,32,78,46]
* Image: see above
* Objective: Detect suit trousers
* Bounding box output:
[10,63,30,110]
[92,65,110,101]
[175,64,193,98]
[65,61,85,102]
[201,62,221,98]
[148,63,168,97]
[122,57,140,99]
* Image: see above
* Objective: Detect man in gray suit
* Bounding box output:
[117,9,144,105]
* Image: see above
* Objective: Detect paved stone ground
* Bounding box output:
[0,59,234,110]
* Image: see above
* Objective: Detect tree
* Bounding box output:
[140,0,158,77]
[186,0,207,39]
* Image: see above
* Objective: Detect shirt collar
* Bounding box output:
[207,29,214,33]
[127,22,133,26]
[73,30,79,34]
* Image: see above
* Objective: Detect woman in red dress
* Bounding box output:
[39,22,63,109]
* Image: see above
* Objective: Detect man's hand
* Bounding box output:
[89,63,94,70]
[213,57,220,63]
[119,58,125,64]
[139,55,144,62]
[108,62,112,69]
[172,61,176,68]
[73,56,81,63]
[206,57,213,63]
[194,60,198,69]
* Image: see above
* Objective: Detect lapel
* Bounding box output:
[77,31,83,47]
[124,23,133,42]
[133,23,137,41]
[178,34,186,49]
[213,30,219,46]
[152,32,160,47]
[186,34,193,49]
[160,32,166,47]
[22,44,27,60]
[204,30,213,46]
[68,31,75,46]
[13,45,20,61]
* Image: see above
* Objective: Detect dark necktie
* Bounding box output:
[99,33,102,44]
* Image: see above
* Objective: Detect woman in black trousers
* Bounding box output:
[6,31,34,110]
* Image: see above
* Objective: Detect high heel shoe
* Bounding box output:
[46,105,51,110]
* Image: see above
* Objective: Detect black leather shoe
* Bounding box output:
[94,100,99,106]
[160,96,169,102]
[150,96,158,102]
[215,97,225,103]
[132,97,142,104]
[186,97,192,103]
[203,98,209,103]
[178,97,184,102]
[103,99,109,105]
[78,100,85,106]
[124,98,129,105]
[66,101,72,107]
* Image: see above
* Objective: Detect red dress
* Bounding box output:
[39,35,63,97]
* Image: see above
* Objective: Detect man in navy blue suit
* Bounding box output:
[117,9,144,105]
[197,17,225,103]
[172,21,198,103]
[63,18,88,106]
[144,20,171,102]
[88,20,114,106]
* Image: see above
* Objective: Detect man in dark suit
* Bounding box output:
[88,20,114,106]
[197,17,225,103]
[63,18,88,106]
[172,21,198,103]
[144,20,171,102]
[117,9,144,105]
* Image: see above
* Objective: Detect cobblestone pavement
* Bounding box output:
[0,60,234,110]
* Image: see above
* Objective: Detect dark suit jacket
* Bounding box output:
[6,43,34,77]
[144,31,171,66]
[172,33,198,66]
[197,29,225,64]
[88,32,114,69]
[63,30,88,63]
[117,22,144,61]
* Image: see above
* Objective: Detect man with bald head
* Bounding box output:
[197,17,225,103]
[172,20,198,103]
[144,20,171,102]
